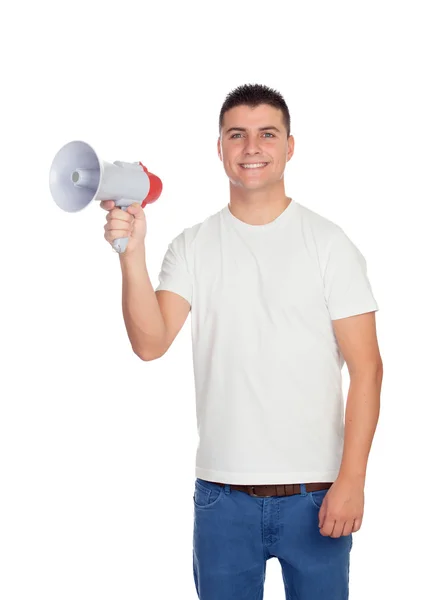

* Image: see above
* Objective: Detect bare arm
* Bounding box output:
[318,311,383,538]
[332,311,383,482]
[120,249,190,360]
[101,199,190,360]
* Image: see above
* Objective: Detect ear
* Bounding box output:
[217,137,222,161]
[287,135,295,161]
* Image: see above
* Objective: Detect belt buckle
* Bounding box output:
[249,486,272,498]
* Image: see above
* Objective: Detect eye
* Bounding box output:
[229,132,275,139]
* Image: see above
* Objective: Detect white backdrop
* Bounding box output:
[1,1,441,598]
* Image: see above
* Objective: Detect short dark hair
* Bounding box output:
[219,83,291,137]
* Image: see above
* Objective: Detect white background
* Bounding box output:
[1,1,441,598]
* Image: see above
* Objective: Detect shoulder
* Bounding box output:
[296,202,342,240]
[171,207,224,249]
[166,207,224,268]
[295,202,350,258]
[294,202,367,277]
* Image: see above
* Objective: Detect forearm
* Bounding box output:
[119,248,166,359]
[338,366,383,482]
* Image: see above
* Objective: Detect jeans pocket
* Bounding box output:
[308,488,328,509]
[193,479,223,509]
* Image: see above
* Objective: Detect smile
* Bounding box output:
[239,162,269,169]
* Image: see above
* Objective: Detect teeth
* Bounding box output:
[240,163,267,169]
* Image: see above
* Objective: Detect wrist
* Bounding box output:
[337,470,366,485]
[118,245,146,262]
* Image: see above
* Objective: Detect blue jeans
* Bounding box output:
[193,478,353,599]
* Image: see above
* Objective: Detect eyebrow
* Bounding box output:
[225,126,281,134]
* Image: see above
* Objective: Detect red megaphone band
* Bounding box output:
[139,162,163,208]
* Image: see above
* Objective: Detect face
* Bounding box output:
[217,104,294,191]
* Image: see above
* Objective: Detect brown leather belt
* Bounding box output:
[212,481,333,498]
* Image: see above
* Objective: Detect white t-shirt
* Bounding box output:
[155,199,379,485]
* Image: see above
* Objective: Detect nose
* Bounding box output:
[243,135,262,155]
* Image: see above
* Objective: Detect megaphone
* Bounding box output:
[49,140,162,253]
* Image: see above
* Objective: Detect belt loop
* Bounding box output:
[224,483,231,495]
[300,483,307,496]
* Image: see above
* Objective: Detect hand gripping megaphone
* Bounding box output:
[49,140,162,253]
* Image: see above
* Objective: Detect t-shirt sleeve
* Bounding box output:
[323,228,379,320]
[155,231,193,306]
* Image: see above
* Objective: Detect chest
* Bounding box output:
[192,233,325,315]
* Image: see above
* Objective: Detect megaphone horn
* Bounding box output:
[49,140,162,253]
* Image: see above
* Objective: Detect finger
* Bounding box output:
[342,520,354,537]
[100,200,115,210]
[126,202,143,216]
[352,518,362,533]
[106,211,133,225]
[331,520,345,538]
[104,230,132,243]
[112,207,133,220]
[104,223,133,235]
[318,505,326,529]
[319,518,336,537]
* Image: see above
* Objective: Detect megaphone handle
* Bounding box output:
[112,204,130,254]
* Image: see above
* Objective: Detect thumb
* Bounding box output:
[127,202,143,217]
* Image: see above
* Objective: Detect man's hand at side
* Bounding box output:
[318,476,364,538]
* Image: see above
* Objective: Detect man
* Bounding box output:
[102,83,383,600]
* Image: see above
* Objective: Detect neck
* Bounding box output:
[228,181,292,226]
